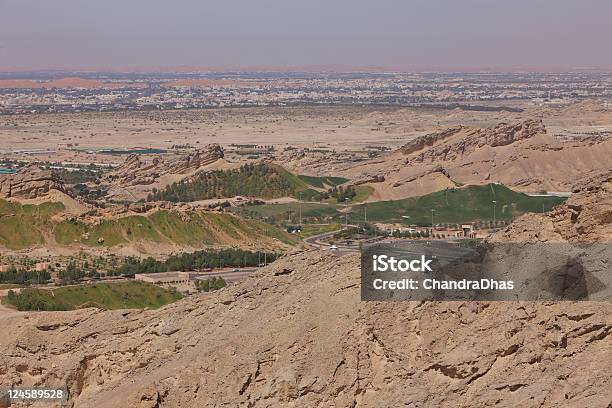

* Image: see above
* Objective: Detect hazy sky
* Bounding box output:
[1,0,611,71]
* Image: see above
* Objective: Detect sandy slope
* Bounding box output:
[0,250,610,407]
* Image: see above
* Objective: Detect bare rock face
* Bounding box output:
[166,144,224,174]
[347,118,612,199]
[103,144,224,188]
[399,125,465,155]
[353,173,385,185]
[1,247,611,407]
[0,166,67,199]
[407,120,546,164]
[492,169,612,243]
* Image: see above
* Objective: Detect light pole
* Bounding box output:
[492,200,497,229]
[298,192,303,226]
[431,209,435,237]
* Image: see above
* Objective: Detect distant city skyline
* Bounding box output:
[1,0,612,72]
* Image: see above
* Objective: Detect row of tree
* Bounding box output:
[328,185,357,203]
[110,249,279,276]
[0,266,51,285]
[195,277,226,292]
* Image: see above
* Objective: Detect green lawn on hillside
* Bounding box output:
[2,281,183,311]
[215,184,567,226]
[297,223,343,238]
[53,210,296,247]
[232,202,342,224]
[363,184,566,225]
[0,200,65,249]
[352,185,374,202]
[0,198,295,250]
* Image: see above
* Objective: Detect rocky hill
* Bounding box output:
[0,166,68,200]
[402,120,547,162]
[0,198,294,256]
[491,168,612,243]
[1,249,610,407]
[1,175,611,407]
[339,120,612,200]
[101,145,225,201]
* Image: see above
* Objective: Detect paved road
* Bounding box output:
[303,225,361,255]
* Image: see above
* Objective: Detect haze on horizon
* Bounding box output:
[1,0,611,72]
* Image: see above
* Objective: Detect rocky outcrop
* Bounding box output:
[399,125,465,155]
[492,168,612,243]
[347,119,602,199]
[408,120,546,164]
[103,144,224,187]
[353,173,385,185]
[0,166,67,199]
[166,144,224,174]
[0,250,610,407]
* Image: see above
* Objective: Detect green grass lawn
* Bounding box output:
[232,202,342,224]
[2,281,183,311]
[0,198,296,251]
[0,200,65,249]
[352,185,374,202]
[363,184,566,225]
[297,223,342,238]
[227,183,566,228]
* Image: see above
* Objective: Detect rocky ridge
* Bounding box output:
[340,119,612,199]
[103,144,224,188]
[0,166,68,199]
[404,120,547,164]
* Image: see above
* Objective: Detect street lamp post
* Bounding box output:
[298,192,303,226]
[492,200,497,229]
[431,209,435,237]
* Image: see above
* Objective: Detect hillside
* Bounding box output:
[0,199,295,254]
[0,249,609,407]
[149,162,350,202]
[491,168,612,243]
[233,183,566,225]
[0,166,68,200]
[3,281,182,311]
[100,144,228,201]
[0,170,610,407]
[336,120,612,200]
[364,183,566,224]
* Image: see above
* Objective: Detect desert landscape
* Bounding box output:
[0,92,610,406]
[1,3,612,403]
[0,168,610,407]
